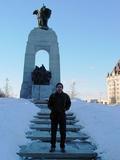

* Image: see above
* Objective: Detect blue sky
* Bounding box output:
[0,0,120,99]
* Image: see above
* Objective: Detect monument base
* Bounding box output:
[32,85,52,100]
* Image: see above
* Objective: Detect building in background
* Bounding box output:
[107,60,120,104]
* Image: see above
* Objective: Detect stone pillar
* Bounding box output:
[20,28,60,99]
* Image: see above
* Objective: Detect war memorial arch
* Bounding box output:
[20,5,60,99]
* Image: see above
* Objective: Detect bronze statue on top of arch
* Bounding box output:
[33,5,52,30]
[31,65,51,85]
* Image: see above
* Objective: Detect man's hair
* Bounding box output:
[56,82,63,88]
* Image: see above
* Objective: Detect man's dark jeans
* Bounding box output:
[50,112,66,148]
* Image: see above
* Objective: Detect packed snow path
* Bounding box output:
[17,100,98,160]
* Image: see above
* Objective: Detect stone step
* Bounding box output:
[30,119,79,125]
[24,159,95,160]
[26,131,89,141]
[30,124,81,132]
[34,115,76,120]
[17,141,97,160]
[36,104,48,108]
[25,159,97,160]
[37,111,74,116]
[33,99,48,104]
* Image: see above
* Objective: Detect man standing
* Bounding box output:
[48,83,71,152]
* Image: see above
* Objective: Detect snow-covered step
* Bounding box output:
[17,141,97,160]
[30,124,81,132]
[34,115,76,120]
[37,111,74,116]
[30,118,79,125]
[26,130,89,141]
[33,99,48,104]
[36,104,48,108]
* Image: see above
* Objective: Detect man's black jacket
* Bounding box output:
[48,92,71,114]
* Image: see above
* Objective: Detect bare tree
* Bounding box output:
[0,89,5,97]
[69,81,78,99]
[4,78,10,97]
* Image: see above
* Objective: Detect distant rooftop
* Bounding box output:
[107,60,120,77]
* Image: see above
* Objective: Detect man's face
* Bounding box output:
[56,84,63,93]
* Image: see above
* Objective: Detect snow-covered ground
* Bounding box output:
[0,98,119,160]
[0,98,39,160]
[71,99,120,160]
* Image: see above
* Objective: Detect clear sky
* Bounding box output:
[0,0,120,99]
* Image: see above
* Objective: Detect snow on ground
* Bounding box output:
[0,98,120,160]
[0,98,39,160]
[71,99,120,160]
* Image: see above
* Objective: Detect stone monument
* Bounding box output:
[20,5,60,99]
[33,5,51,30]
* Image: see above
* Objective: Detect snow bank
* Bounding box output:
[0,98,39,160]
[71,99,120,160]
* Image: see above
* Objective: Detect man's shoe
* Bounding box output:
[61,148,65,153]
[49,147,55,152]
